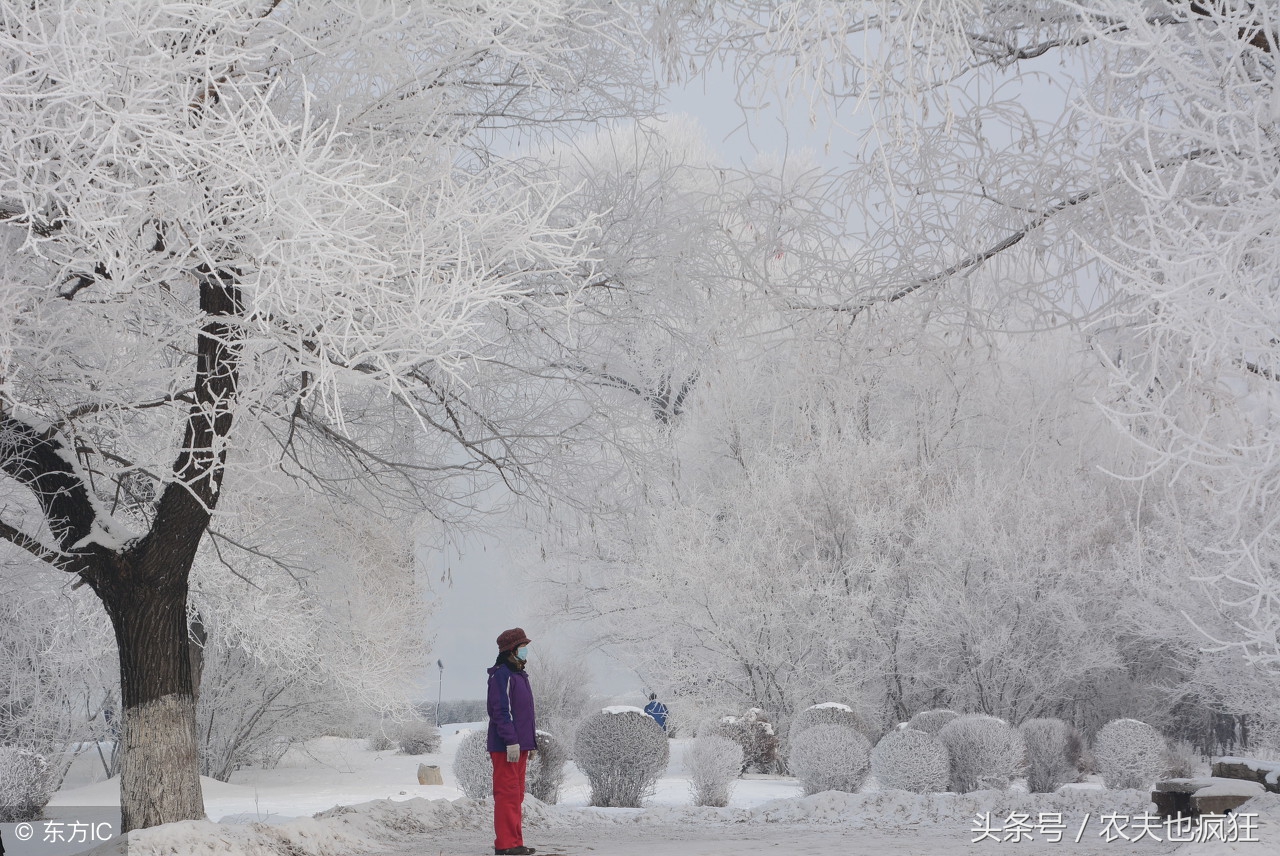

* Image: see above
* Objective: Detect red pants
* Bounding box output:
[490,750,528,850]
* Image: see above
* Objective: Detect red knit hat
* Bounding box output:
[496,627,531,652]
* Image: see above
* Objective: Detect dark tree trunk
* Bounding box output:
[97,561,204,831]
[0,272,242,831]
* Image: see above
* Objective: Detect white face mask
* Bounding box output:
[516,646,529,662]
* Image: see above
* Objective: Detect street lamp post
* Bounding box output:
[435,659,444,726]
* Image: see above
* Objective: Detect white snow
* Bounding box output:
[805,702,853,711]
[1216,756,1280,787]
[1156,777,1266,799]
[50,732,1276,856]
[601,705,647,715]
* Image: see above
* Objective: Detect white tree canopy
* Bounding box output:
[0,0,667,830]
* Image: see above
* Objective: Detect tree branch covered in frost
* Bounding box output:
[660,0,1280,674]
[0,1,685,826]
[544,325,1147,731]
[0,0,664,583]
[190,479,429,781]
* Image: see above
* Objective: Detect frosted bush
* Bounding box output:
[527,730,567,804]
[1165,740,1197,779]
[452,730,492,799]
[870,728,949,792]
[452,727,565,802]
[366,732,395,752]
[574,708,669,807]
[684,734,743,807]
[0,748,50,822]
[788,724,871,795]
[699,709,780,774]
[1094,719,1168,790]
[1020,718,1082,793]
[791,702,877,743]
[907,709,960,735]
[394,719,441,755]
[937,714,1025,793]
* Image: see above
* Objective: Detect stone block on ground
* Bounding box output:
[1212,757,1280,794]
[1153,776,1265,820]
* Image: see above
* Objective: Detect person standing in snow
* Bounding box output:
[643,693,669,733]
[487,627,538,856]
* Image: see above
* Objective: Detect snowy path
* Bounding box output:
[387,823,1182,856]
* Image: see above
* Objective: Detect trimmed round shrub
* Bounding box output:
[395,719,441,755]
[791,702,878,744]
[907,709,960,735]
[698,709,780,774]
[1094,718,1167,790]
[452,728,566,803]
[0,748,51,822]
[937,714,1025,793]
[452,730,492,799]
[788,724,871,795]
[1020,718,1082,793]
[684,733,743,807]
[575,708,669,807]
[527,730,567,804]
[870,728,950,792]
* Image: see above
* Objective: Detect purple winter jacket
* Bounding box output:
[487,662,538,753]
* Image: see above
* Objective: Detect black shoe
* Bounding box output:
[495,848,536,855]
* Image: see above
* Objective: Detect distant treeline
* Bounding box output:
[417,699,487,725]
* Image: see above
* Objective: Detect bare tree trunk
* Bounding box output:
[100,566,205,831]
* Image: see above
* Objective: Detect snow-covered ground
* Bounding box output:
[40,725,1277,855]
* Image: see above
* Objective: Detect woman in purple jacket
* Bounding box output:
[487,627,538,856]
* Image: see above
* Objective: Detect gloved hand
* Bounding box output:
[506,744,520,763]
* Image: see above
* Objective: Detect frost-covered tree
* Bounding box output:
[0,570,116,785]
[549,327,1147,730]
[663,0,1280,680]
[192,487,428,781]
[0,0,666,830]
[522,653,594,748]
